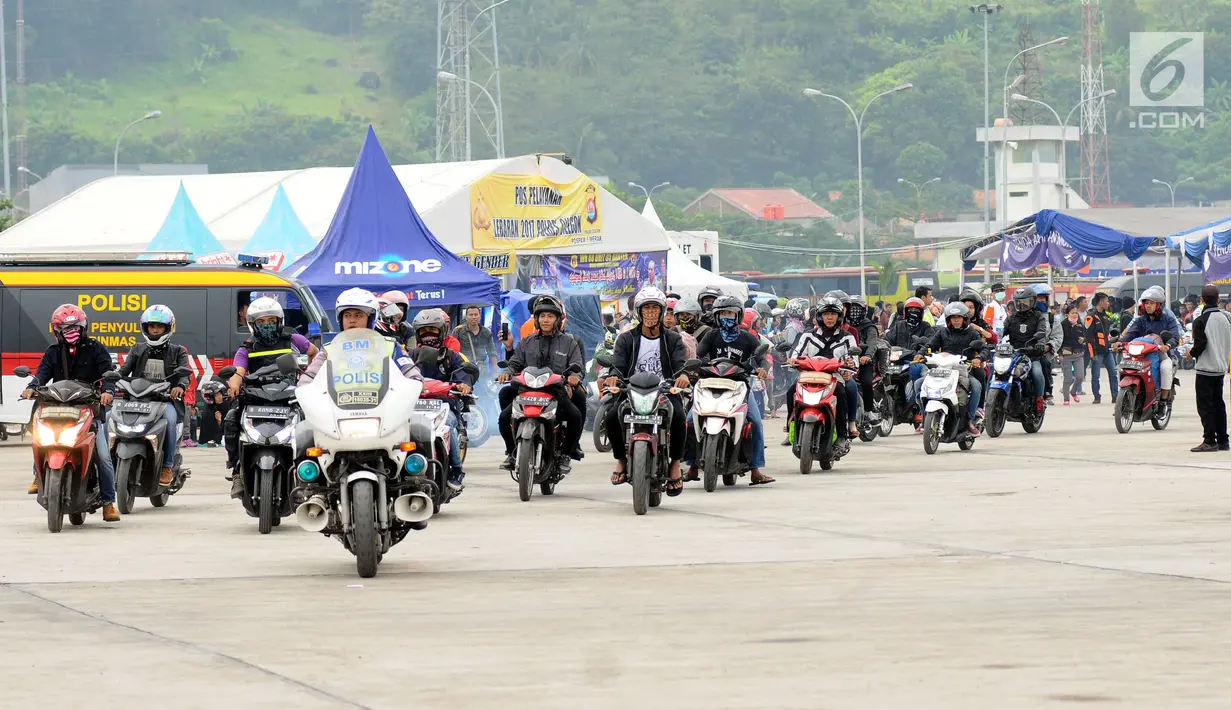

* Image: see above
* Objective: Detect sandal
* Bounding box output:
[611,470,628,485]
[665,476,684,496]
[750,474,776,486]
[683,466,699,482]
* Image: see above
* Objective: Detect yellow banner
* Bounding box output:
[470,173,603,251]
[460,250,516,276]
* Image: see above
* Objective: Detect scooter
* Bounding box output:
[1114,333,1177,433]
[918,341,985,455]
[985,336,1046,437]
[14,366,104,533]
[105,366,193,514]
[603,363,694,515]
[504,360,583,502]
[218,361,302,534]
[787,354,847,473]
[406,351,480,512]
[291,330,435,578]
[877,346,915,436]
[692,344,769,489]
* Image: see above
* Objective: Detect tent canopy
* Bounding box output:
[241,184,317,264]
[145,182,227,257]
[666,245,747,302]
[287,126,499,311]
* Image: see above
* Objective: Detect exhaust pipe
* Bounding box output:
[393,492,434,523]
[295,495,330,532]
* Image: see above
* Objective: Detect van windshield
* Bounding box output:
[323,329,390,408]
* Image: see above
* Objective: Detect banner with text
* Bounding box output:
[461,250,516,276]
[530,252,667,301]
[470,173,604,251]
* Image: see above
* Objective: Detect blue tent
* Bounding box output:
[287,126,500,312]
[146,182,228,257]
[241,185,317,264]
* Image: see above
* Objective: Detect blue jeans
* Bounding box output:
[446,410,463,470]
[842,378,860,427]
[908,362,926,403]
[967,376,982,420]
[95,420,117,503]
[161,405,179,468]
[1028,360,1046,399]
[1089,350,1119,400]
[745,389,765,468]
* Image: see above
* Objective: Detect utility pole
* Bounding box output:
[0,0,11,200]
[15,0,26,198]
[436,0,508,162]
[1081,0,1111,206]
[972,4,1001,289]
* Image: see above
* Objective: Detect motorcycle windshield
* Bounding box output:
[324,329,393,409]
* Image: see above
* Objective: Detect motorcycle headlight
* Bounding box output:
[631,391,658,415]
[338,417,381,440]
[523,372,550,389]
[242,420,263,443]
[993,356,1011,374]
[56,421,86,446]
[274,423,295,444]
[35,422,57,447]
[116,422,147,434]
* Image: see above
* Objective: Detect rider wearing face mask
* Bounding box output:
[674,298,710,343]
[985,283,1008,335]
[885,297,936,416]
[1003,288,1050,411]
[845,295,887,424]
[408,309,474,492]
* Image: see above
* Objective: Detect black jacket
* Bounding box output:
[696,329,767,369]
[118,341,192,389]
[1060,319,1086,353]
[1084,309,1113,355]
[505,329,584,376]
[885,317,934,350]
[921,325,989,361]
[1003,310,1048,354]
[611,327,688,379]
[31,337,116,393]
[852,321,887,357]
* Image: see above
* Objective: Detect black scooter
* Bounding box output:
[105,366,194,513]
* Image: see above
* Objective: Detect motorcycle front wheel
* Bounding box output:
[878,396,895,438]
[350,480,380,578]
[45,467,65,533]
[798,421,815,475]
[592,399,612,453]
[985,389,1006,438]
[115,457,137,515]
[630,440,651,516]
[257,467,276,535]
[702,432,723,492]
[516,439,536,502]
[922,410,942,455]
[1115,387,1136,434]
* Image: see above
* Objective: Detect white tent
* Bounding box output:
[0,156,673,257]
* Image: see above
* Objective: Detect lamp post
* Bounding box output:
[437,71,505,158]
[1011,90,1116,210]
[897,177,940,215]
[113,110,162,176]
[803,82,913,297]
[1000,36,1067,225]
[628,181,670,199]
[971,4,1002,242]
[17,166,42,181]
[1154,176,1194,302]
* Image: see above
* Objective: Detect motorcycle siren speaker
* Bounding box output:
[295,495,330,532]
[393,492,434,524]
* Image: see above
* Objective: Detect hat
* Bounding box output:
[991,282,1005,292]
[1202,284,1220,302]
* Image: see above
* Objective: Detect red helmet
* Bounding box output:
[666,297,679,311]
[904,297,926,311]
[742,308,759,330]
[51,305,88,342]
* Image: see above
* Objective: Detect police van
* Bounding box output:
[0,252,332,431]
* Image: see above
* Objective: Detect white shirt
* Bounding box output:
[984,300,1007,334]
[635,335,662,375]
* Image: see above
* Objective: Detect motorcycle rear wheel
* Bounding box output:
[1114,388,1136,434]
[630,441,651,516]
[922,410,942,455]
[350,480,379,579]
[116,458,136,515]
[257,467,276,535]
[69,512,86,526]
[1151,398,1172,430]
[722,474,738,487]
[45,468,64,533]
[1022,400,1046,433]
[516,440,536,502]
[878,397,895,437]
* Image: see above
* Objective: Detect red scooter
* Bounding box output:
[502,361,581,502]
[788,355,847,474]
[14,366,105,533]
[1114,334,1176,433]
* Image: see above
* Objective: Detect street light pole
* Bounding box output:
[1000,36,1068,226]
[803,83,913,297]
[113,110,162,176]
[1012,90,1116,211]
[1151,176,1193,302]
[437,71,505,158]
[971,4,1001,245]
[628,181,670,199]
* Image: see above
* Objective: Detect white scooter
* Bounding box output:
[691,343,769,491]
[918,344,984,455]
[290,329,436,578]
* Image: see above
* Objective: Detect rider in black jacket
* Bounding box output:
[846,295,887,422]
[1002,288,1049,409]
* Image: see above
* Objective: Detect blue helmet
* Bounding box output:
[1030,283,1053,298]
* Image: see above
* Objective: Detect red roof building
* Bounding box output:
[684,188,834,225]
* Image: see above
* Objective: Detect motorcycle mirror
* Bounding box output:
[102,369,121,382]
[461,362,480,377]
[1109,329,1120,338]
[496,360,508,369]
[13,365,31,378]
[775,341,793,353]
[416,346,440,368]
[683,358,701,370]
[275,354,299,375]
[754,342,771,357]
[217,366,237,379]
[595,354,614,368]
[1161,330,1174,341]
[972,340,986,350]
[568,362,584,374]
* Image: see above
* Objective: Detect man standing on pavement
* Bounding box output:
[453,305,499,371]
[1085,292,1118,404]
[1187,284,1231,452]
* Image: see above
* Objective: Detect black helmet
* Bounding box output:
[846,295,868,324]
[958,288,984,313]
[698,287,723,309]
[711,294,743,316]
[1012,288,1034,312]
[532,294,564,318]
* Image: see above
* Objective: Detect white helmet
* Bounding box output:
[140,304,176,347]
[246,297,285,329]
[335,288,379,328]
[634,286,667,314]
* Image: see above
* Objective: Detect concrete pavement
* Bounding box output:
[3,376,1231,709]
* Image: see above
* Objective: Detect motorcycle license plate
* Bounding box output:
[337,391,379,406]
[415,399,444,410]
[247,405,293,418]
[115,401,153,413]
[624,414,662,424]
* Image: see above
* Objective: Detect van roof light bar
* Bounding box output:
[0,251,196,266]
